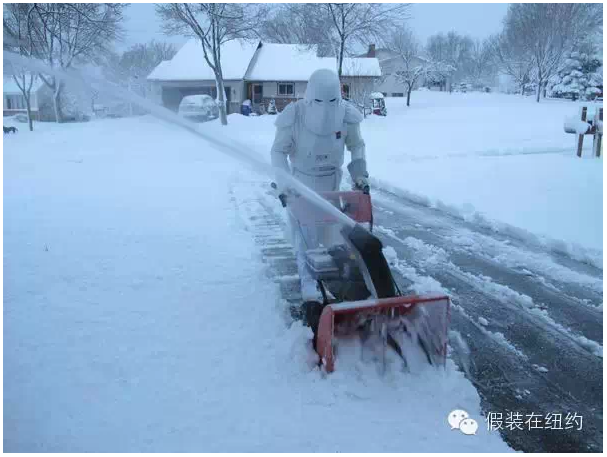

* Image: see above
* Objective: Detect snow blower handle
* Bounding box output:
[270,182,288,207]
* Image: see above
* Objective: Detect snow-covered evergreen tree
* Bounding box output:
[550,49,602,101]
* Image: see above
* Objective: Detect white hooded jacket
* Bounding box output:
[271,69,367,192]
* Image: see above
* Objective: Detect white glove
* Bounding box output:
[348,159,370,193]
[353,176,370,193]
[270,182,287,206]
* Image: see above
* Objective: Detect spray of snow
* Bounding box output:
[2,51,356,232]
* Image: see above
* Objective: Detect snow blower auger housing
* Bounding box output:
[277,186,450,374]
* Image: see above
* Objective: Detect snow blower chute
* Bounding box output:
[276,186,450,373]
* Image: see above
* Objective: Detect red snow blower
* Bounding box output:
[273,185,450,373]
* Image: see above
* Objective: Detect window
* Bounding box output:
[6,94,25,110]
[341,84,350,99]
[391,93,404,97]
[278,83,294,96]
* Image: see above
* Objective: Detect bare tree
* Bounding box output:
[426,31,474,89]
[324,3,410,78]
[26,3,126,121]
[3,3,38,130]
[120,40,178,81]
[504,3,602,102]
[387,29,432,106]
[157,3,266,126]
[468,38,495,89]
[489,31,533,95]
[426,33,448,64]
[262,4,411,75]
[260,4,334,56]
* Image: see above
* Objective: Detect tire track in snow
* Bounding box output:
[382,247,600,452]
[380,225,603,357]
[372,185,602,280]
[370,189,602,453]
[372,190,603,346]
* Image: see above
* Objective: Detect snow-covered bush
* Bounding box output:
[550,50,602,101]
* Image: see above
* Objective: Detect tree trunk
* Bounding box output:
[53,83,63,123]
[520,84,525,96]
[536,83,541,103]
[25,97,33,131]
[215,71,228,126]
[53,94,60,122]
[406,88,411,107]
[337,37,345,79]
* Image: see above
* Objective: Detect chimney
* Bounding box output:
[367,44,376,58]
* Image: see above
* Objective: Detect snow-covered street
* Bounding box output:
[4,91,602,452]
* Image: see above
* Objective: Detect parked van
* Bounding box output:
[178,94,219,122]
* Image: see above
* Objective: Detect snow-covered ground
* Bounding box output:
[365,92,603,261]
[4,91,600,451]
[4,114,511,451]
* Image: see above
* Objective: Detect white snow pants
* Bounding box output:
[289,167,342,301]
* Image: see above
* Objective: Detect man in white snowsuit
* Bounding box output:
[271,68,369,304]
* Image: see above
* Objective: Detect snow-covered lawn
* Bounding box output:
[4,115,511,451]
[365,92,603,261]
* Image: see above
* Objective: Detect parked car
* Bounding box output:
[178,94,219,123]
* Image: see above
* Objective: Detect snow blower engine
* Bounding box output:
[272,185,450,373]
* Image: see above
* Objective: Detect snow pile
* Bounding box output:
[564,115,593,134]
[4,116,511,452]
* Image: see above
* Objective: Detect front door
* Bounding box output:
[251,84,263,104]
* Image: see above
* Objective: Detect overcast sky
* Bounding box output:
[120,3,509,51]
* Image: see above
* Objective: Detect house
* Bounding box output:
[148,39,259,115]
[362,44,452,96]
[243,42,381,111]
[3,76,47,120]
[147,40,382,114]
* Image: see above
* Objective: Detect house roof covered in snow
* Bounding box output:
[3,76,45,94]
[244,43,323,81]
[328,57,382,78]
[148,40,381,82]
[147,60,172,80]
[147,39,260,81]
[245,43,381,81]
